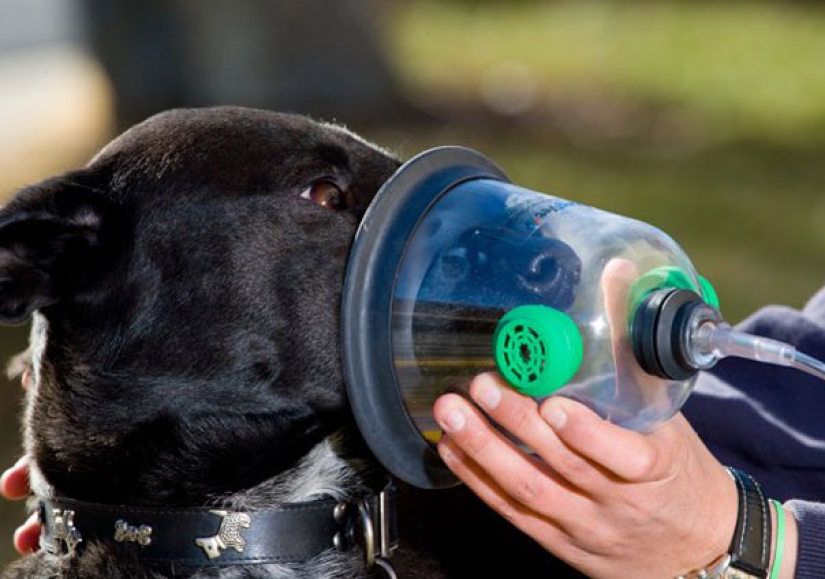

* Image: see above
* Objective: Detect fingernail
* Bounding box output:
[439,409,466,432]
[542,402,567,430]
[438,443,457,463]
[474,380,501,409]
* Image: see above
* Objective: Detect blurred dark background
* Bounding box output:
[1,0,823,569]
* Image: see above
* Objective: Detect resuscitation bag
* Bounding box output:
[341,146,719,489]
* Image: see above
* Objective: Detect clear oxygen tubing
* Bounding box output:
[687,317,825,382]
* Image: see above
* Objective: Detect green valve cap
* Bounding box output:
[630,266,720,311]
[698,275,720,310]
[493,305,583,397]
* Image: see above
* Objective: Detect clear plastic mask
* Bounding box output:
[342,147,713,489]
[392,177,702,437]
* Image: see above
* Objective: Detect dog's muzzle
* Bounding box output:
[38,484,398,573]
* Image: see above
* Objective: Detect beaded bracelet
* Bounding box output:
[769,499,786,579]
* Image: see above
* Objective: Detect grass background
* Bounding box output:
[376,0,825,323]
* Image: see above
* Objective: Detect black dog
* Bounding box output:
[1,107,581,579]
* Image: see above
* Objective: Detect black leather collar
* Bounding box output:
[39,485,398,569]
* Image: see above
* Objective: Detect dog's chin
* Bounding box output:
[212,432,374,510]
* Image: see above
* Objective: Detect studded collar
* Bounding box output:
[39,484,397,570]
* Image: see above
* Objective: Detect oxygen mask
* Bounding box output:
[341,147,825,489]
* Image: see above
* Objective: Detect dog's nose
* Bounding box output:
[509,238,580,309]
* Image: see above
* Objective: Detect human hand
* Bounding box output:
[1,456,38,555]
[433,374,737,578]
[433,257,797,577]
[432,258,729,577]
[1,368,40,555]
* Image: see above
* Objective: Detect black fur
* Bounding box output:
[1,107,582,579]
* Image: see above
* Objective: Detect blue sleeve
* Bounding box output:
[787,500,825,579]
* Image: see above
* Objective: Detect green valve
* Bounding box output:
[493,305,583,397]
[629,266,720,311]
[698,276,720,310]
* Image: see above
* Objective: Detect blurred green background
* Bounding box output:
[0,0,823,570]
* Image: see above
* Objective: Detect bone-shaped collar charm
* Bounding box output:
[195,510,252,560]
[52,509,83,556]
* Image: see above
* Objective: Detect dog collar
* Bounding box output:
[39,485,398,570]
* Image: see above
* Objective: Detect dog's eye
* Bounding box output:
[301,180,354,210]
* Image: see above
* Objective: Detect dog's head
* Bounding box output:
[0,107,400,506]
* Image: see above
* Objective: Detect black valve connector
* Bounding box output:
[631,288,721,381]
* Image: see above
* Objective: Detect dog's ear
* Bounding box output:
[0,171,116,323]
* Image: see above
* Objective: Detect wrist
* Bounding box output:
[675,464,739,578]
[678,468,773,578]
